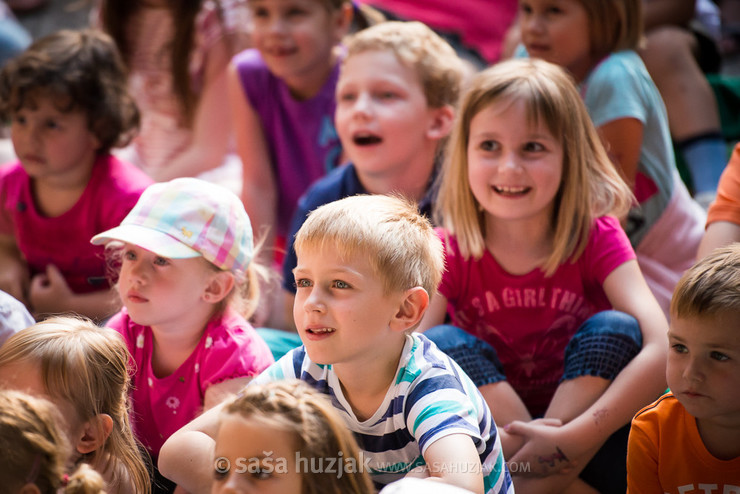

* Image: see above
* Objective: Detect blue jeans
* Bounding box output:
[425,310,642,389]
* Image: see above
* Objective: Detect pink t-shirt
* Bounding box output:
[358,0,518,63]
[107,307,274,459]
[438,216,636,416]
[0,155,152,293]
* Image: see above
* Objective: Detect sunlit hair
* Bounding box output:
[671,244,740,319]
[0,390,105,494]
[294,194,444,297]
[0,317,150,494]
[0,29,139,154]
[435,58,633,276]
[221,380,375,494]
[343,21,465,108]
[574,0,643,57]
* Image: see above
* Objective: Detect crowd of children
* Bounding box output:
[0,0,739,492]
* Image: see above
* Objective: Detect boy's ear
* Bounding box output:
[425,105,455,141]
[390,287,429,332]
[75,414,113,455]
[203,271,235,304]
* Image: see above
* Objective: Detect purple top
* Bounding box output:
[232,49,343,236]
[0,155,152,293]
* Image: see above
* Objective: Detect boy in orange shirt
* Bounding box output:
[627,244,740,492]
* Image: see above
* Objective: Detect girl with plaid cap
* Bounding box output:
[92,177,274,493]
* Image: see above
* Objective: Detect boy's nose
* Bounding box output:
[682,358,704,382]
[352,93,373,117]
[303,289,326,313]
[521,14,544,35]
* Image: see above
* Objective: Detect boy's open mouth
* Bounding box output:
[353,134,382,146]
[306,327,336,334]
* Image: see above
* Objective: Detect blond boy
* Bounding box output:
[160,195,513,494]
[627,244,740,491]
[278,20,465,329]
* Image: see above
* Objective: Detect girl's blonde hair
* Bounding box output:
[0,390,105,494]
[575,0,643,58]
[436,58,633,276]
[0,317,150,494]
[222,380,375,494]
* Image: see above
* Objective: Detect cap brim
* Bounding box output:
[91,224,201,259]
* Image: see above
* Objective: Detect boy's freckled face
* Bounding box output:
[10,94,100,187]
[293,245,405,367]
[335,49,436,178]
[667,312,740,426]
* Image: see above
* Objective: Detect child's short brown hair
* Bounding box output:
[343,21,465,108]
[671,244,740,320]
[0,29,139,155]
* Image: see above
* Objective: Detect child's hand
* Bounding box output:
[504,418,579,478]
[29,264,73,315]
[0,260,29,307]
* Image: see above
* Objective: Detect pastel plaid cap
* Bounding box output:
[91,178,253,274]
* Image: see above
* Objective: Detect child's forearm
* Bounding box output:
[562,341,667,456]
[158,429,217,494]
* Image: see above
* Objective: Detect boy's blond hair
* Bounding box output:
[575,0,643,58]
[436,58,633,276]
[343,21,465,108]
[670,244,740,319]
[293,194,443,297]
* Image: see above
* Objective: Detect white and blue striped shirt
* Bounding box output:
[252,333,514,493]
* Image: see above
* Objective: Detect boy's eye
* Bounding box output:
[286,7,307,17]
[332,280,350,289]
[519,3,532,14]
[338,92,357,103]
[123,250,137,261]
[376,91,398,100]
[252,6,268,18]
[294,278,312,288]
[710,351,729,362]
[44,120,59,130]
[213,468,228,481]
[252,467,272,480]
[13,115,26,125]
[671,344,688,354]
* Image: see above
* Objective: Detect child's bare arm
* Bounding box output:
[422,433,485,494]
[203,376,252,410]
[0,234,29,306]
[697,221,740,259]
[597,117,644,189]
[228,63,278,258]
[158,400,228,494]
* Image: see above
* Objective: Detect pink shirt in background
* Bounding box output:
[107,307,274,460]
[0,155,152,293]
[358,0,518,63]
[437,216,635,416]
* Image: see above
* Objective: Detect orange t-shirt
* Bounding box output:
[627,393,740,493]
[707,143,740,227]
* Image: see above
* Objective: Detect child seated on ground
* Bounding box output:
[91,178,274,493]
[0,389,106,494]
[212,379,375,494]
[0,29,152,321]
[0,316,150,493]
[627,243,740,491]
[278,19,464,330]
[159,194,513,494]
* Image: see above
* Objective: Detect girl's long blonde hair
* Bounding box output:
[221,380,375,494]
[435,58,633,276]
[0,317,150,494]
